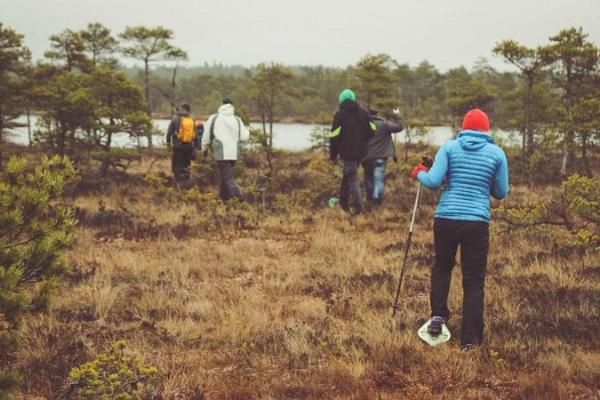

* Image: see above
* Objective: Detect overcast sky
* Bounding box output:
[2,0,600,72]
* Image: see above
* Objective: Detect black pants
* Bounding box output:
[431,218,489,346]
[340,160,363,213]
[172,144,194,182]
[217,160,244,201]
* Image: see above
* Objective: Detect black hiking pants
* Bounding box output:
[430,218,489,346]
[172,144,194,182]
[340,160,363,213]
[217,160,244,201]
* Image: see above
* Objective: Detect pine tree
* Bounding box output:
[0,155,76,397]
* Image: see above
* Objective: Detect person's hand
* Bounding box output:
[393,107,401,116]
[203,150,209,158]
[191,149,197,161]
[411,164,428,180]
[393,155,398,163]
[411,156,434,180]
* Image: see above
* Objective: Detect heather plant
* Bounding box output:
[64,340,157,400]
[496,174,600,256]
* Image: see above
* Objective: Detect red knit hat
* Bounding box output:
[461,108,490,132]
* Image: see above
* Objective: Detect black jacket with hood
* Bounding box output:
[329,100,375,161]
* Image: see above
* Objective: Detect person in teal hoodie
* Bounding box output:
[411,108,509,351]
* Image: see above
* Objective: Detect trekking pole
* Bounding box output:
[391,182,421,318]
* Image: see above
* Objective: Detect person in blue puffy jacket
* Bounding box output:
[411,108,509,351]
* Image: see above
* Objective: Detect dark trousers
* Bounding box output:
[362,158,387,203]
[217,160,244,201]
[340,160,363,213]
[172,144,194,182]
[431,218,489,346]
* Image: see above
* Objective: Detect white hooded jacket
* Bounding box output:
[201,103,250,161]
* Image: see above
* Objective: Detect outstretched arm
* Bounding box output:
[239,118,250,142]
[417,145,448,189]
[382,117,404,135]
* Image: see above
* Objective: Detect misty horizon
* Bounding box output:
[3,0,599,73]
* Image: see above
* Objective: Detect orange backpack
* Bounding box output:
[177,116,197,143]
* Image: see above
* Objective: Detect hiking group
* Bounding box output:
[166,99,249,200]
[165,89,510,351]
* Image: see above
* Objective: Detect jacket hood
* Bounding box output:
[339,99,359,113]
[457,129,494,151]
[218,103,235,116]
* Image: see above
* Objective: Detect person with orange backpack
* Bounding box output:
[166,103,198,183]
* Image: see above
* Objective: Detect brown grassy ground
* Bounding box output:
[14,148,600,399]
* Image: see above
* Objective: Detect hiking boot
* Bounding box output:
[461,344,474,352]
[427,316,444,336]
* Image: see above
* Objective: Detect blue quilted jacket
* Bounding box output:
[417,130,509,222]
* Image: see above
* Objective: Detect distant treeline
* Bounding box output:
[123,60,513,126]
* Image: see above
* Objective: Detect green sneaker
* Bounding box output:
[328,197,339,208]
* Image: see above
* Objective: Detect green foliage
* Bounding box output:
[561,174,600,253]
[0,23,31,165]
[32,64,149,156]
[250,62,294,149]
[90,148,142,178]
[32,70,95,155]
[44,29,89,72]
[446,78,495,118]
[496,174,600,255]
[67,340,157,399]
[540,27,600,176]
[401,119,429,161]
[80,22,118,67]
[354,54,396,110]
[144,174,178,203]
[119,25,187,147]
[309,125,329,155]
[119,26,187,64]
[0,155,76,397]
[561,174,600,225]
[86,66,150,150]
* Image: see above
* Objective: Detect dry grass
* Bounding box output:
[15,150,600,399]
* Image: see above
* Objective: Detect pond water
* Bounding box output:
[5,115,517,151]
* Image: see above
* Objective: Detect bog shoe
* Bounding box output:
[427,316,444,336]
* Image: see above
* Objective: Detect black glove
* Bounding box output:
[393,155,398,163]
[422,155,434,169]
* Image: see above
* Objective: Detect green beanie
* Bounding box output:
[338,89,356,104]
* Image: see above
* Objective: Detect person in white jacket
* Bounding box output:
[202,99,250,201]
